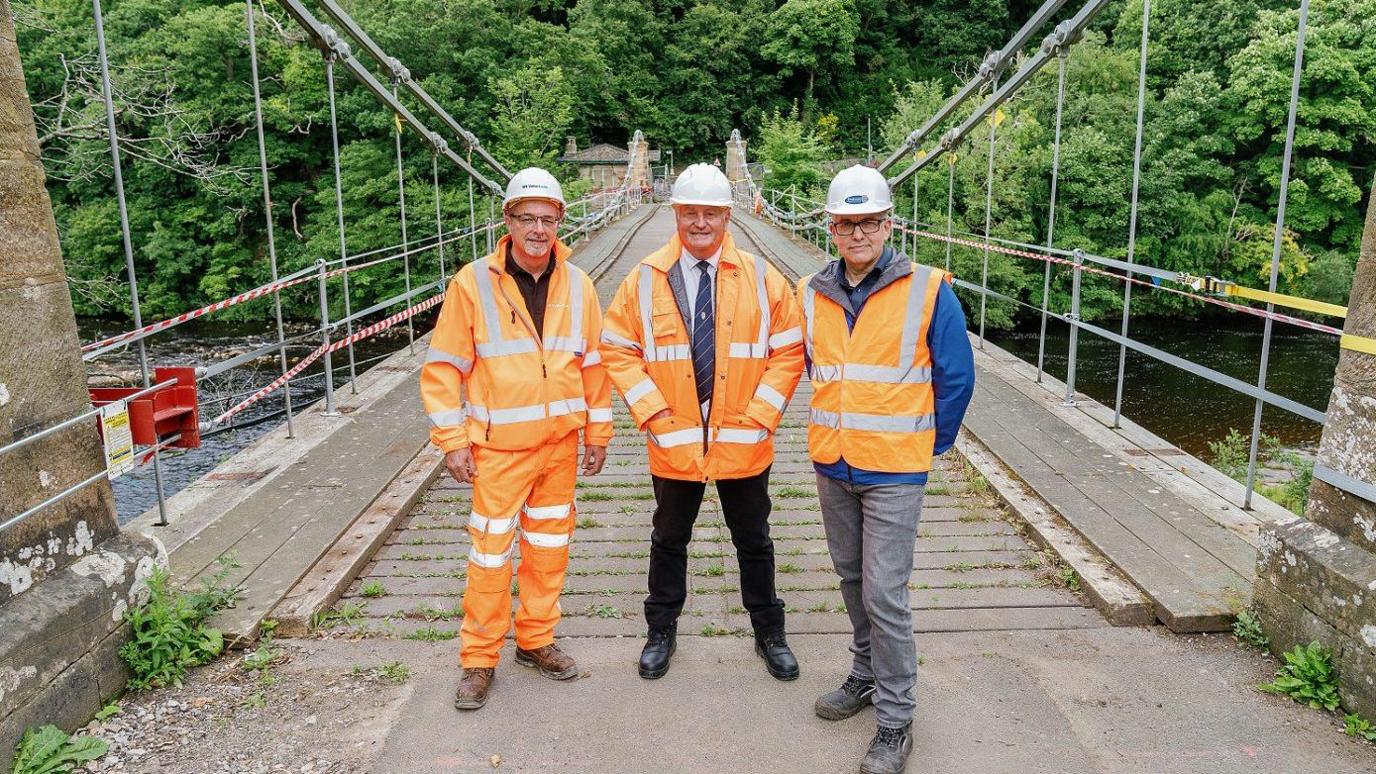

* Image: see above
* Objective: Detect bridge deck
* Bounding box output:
[340,206,1098,640]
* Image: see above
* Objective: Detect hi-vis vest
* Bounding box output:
[420,235,613,453]
[600,233,804,481]
[799,262,948,473]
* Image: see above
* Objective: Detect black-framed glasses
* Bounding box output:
[512,214,561,229]
[832,219,886,236]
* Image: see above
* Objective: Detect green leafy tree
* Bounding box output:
[761,0,859,122]
[756,106,828,196]
[489,64,576,169]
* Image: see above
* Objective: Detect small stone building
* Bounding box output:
[558,137,659,190]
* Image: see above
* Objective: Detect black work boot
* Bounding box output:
[815,674,876,720]
[754,630,800,681]
[860,723,914,774]
[638,625,676,679]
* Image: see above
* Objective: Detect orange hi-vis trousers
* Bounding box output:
[460,431,579,667]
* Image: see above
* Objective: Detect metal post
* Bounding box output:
[1244,0,1309,509]
[1113,0,1151,427]
[909,173,919,257]
[487,197,496,253]
[316,260,337,415]
[467,160,478,263]
[1064,249,1084,406]
[944,156,955,272]
[245,0,294,438]
[978,76,1000,350]
[1037,49,1069,384]
[391,83,414,353]
[325,56,357,393]
[93,0,167,525]
[432,151,446,281]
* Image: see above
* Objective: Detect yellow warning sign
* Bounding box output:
[100,401,134,479]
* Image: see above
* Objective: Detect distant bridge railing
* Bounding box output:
[733,0,1371,512]
[1,0,646,533]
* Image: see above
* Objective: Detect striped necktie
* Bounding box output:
[691,260,715,407]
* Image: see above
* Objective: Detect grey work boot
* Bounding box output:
[815,674,876,720]
[860,723,913,774]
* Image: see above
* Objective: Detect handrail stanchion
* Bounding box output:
[316,259,338,416]
[1113,0,1152,427]
[1036,46,1069,384]
[391,77,415,354]
[1063,248,1084,407]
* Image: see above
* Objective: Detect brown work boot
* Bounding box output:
[515,643,580,680]
[453,667,494,710]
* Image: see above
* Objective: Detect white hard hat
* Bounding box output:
[670,163,733,207]
[825,165,893,215]
[503,167,566,211]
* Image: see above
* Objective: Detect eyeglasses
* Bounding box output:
[512,214,561,229]
[832,219,886,236]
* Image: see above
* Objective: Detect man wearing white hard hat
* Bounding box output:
[421,167,614,710]
[601,163,805,680]
[797,164,974,773]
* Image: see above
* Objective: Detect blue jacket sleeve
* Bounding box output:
[928,281,975,455]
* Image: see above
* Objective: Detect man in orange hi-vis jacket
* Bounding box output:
[420,167,613,711]
[601,163,805,682]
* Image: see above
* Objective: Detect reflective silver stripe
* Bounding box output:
[468,403,545,424]
[801,279,816,363]
[601,330,641,351]
[475,261,539,359]
[713,427,768,444]
[638,265,657,361]
[468,546,513,569]
[651,344,692,361]
[899,266,933,367]
[625,378,658,406]
[546,335,585,354]
[729,342,767,359]
[468,512,517,534]
[566,264,585,347]
[524,503,571,521]
[474,263,504,342]
[523,531,570,548]
[811,365,842,383]
[475,338,538,357]
[769,327,803,350]
[753,255,770,356]
[428,408,467,427]
[547,397,588,417]
[581,349,603,368]
[754,383,786,411]
[843,364,932,384]
[651,428,702,448]
[809,408,935,433]
[425,346,473,374]
[587,408,613,423]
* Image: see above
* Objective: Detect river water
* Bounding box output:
[985,314,1337,457]
[78,316,432,523]
[86,309,1336,523]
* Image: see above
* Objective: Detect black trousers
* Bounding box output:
[644,467,786,634]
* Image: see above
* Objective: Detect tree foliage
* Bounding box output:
[10,0,1372,324]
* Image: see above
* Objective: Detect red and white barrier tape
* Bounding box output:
[211,292,445,425]
[900,227,1343,337]
[82,227,492,357]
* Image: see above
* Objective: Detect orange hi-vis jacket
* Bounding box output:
[799,261,949,473]
[601,233,805,481]
[420,235,613,453]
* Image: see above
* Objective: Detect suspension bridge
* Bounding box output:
[2,0,1375,771]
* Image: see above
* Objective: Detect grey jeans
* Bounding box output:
[816,473,924,728]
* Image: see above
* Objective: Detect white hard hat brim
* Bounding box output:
[504,195,566,210]
[670,197,733,207]
[825,203,893,216]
